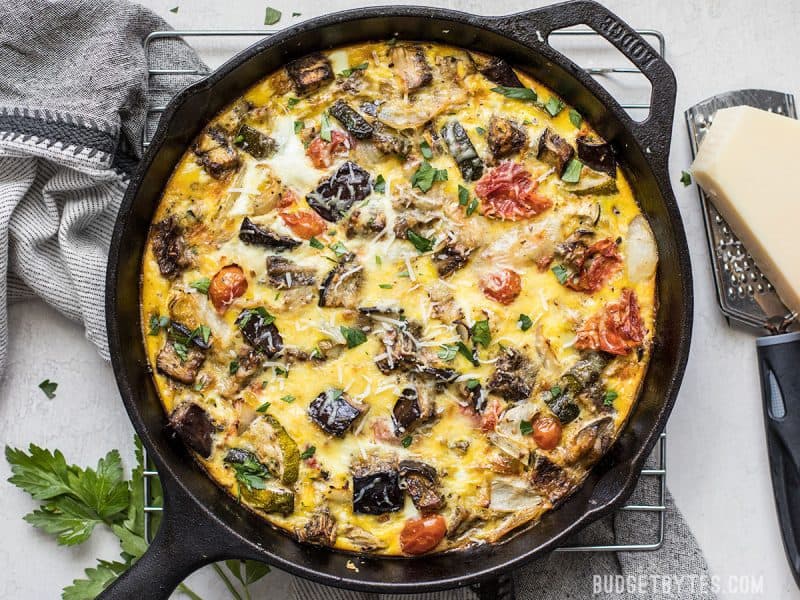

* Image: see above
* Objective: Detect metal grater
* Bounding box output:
[686,90,799,333]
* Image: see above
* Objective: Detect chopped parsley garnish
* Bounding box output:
[569,109,583,128]
[340,325,368,348]
[456,341,479,366]
[562,159,583,183]
[293,120,304,134]
[545,97,565,117]
[189,277,211,294]
[550,385,563,399]
[280,395,296,404]
[300,446,316,460]
[466,378,480,390]
[263,6,282,25]
[420,140,433,159]
[229,359,240,375]
[287,97,301,109]
[373,174,386,193]
[148,314,170,336]
[173,342,189,362]
[256,401,271,413]
[193,325,211,345]
[309,237,324,249]
[466,197,479,217]
[170,6,179,13]
[518,314,533,331]
[227,454,271,491]
[491,86,538,102]
[551,264,569,285]
[329,240,348,256]
[458,184,469,206]
[375,255,382,266]
[406,229,433,253]
[475,126,486,136]
[339,62,368,77]
[603,390,619,406]
[320,111,332,142]
[520,420,533,435]
[233,134,245,144]
[236,307,275,329]
[38,379,58,399]
[680,170,692,187]
[292,11,301,16]
[471,319,491,348]
[437,344,458,361]
[401,435,413,448]
[379,283,393,289]
[410,161,448,193]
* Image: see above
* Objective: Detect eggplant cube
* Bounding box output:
[352,458,403,514]
[307,161,372,222]
[308,389,364,437]
[537,128,575,176]
[168,403,215,458]
[286,52,333,96]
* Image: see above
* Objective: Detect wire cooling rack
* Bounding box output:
[140,27,668,554]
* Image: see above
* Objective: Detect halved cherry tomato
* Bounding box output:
[479,268,522,305]
[475,161,552,221]
[306,131,352,169]
[208,264,248,313]
[280,209,326,239]
[277,189,298,209]
[533,416,562,450]
[399,515,447,555]
[567,238,622,293]
[575,288,645,355]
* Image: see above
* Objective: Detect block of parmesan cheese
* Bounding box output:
[691,105,800,316]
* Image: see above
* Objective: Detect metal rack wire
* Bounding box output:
[141,27,668,554]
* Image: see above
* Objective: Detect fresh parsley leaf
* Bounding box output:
[401,435,413,448]
[309,236,324,249]
[280,394,295,403]
[466,378,480,390]
[340,325,367,348]
[471,319,491,348]
[562,159,583,183]
[300,446,316,460]
[437,344,458,361]
[229,359,240,375]
[491,86,538,102]
[379,283,393,289]
[466,197,478,217]
[39,379,58,399]
[234,134,245,144]
[458,184,469,206]
[411,161,447,193]
[320,111,332,142]
[227,454,271,491]
[189,277,211,294]
[420,140,433,159]
[475,126,486,136]
[406,230,433,253]
[264,6,282,25]
[603,390,619,406]
[62,559,128,600]
[329,240,348,257]
[375,255,382,266]
[551,264,569,285]
[172,342,189,362]
[236,307,275,329]
[569,109,583,128]
[5,445,72,500]
[293,120,304,134]
[169,6,179,13]
[550,385,562,398]
[680,170,692,187]
[147,314,170,336]
[287,97,301,109]
[373,174,386,193]
[256,401,271,413]
[545,97,565,117]
[456,341,479,367]
[292,11,301,16]
[339,62,368,77]
[518,314,533,331]
[520,420,533,435]
[193,324,211,345]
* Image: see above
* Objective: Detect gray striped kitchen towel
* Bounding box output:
[0,2,715,599]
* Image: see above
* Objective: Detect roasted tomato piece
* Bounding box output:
[532,416,562,450]
[208,264,248,313]
[306,130,352,169]
[565,238,622,293]
[575,289,646,356]
[399,515,447,555]
[475,162,552,221]
[479,268,521,305]
[279,209,326,239]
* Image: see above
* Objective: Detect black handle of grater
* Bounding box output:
[756,331,800,589]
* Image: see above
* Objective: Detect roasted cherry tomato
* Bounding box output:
[533,416,562,450]
[399,515,447,555]
[479,268,522,305]
[575,288,645,355]
[475,161,552,220]
[280,209,326,239]
[306,130,352,169]
[208,264,248,313]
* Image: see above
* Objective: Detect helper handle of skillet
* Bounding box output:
[492,0,677,174]
[756,332,800,588]
[98,463,255,600]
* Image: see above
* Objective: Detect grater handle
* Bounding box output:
[756,331,800,588]
[494,0,677,170]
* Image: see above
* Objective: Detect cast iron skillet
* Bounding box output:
[102,1,692,598]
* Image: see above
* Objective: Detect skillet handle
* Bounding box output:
[494,0,677,171]
[98,464,249,600]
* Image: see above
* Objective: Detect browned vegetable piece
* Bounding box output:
[296,508,337,547]
[576,134,617,177]
[469,52,523,88]
[308,389,365,437]
[372,124,412,156]
[193,126,240,178]
[487,116,527,159]
[168,402,215,458]
[307,161,373,222]
[432,242,472,278]
[239,217,301,251]
[529,454,572,503]
[151,216,190,279]
[398,460,445,514]
[352,455,403,515]
[537,128,575,176]
[391,383,436,434]
[156,341,205,385]
[234,124,276,159]
[329,99,373,139]
[235,307,283,357]
[318,253,364,308]
[389,44,433,92]
[567,416,615,464]
[265,256,316,289]
[285,52,333,96]
[374,323,420,374]
[345,207,387,238]
[487,347,537,403]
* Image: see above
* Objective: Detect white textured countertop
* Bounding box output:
[2,0,799,598]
